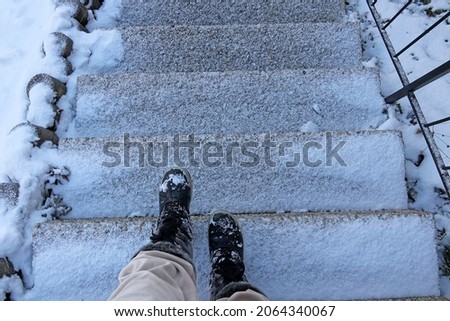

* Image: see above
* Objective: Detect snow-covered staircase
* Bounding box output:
[30,0,440,300]
[52,131,408,218]
[114,0,345,25]
[30,211,439,300]
[0,183,19,208]
[73,69,386,135]
[117,23,362,73]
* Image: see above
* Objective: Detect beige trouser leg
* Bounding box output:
[109,250,268,301]
[109,251,197,301]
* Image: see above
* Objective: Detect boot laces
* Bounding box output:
[151,202,191,243]
[211,248,245,280]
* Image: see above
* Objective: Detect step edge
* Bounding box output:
[76,67,379,82]
[35,210,434,229]
[117,21,361,31]
[59,130,403,148]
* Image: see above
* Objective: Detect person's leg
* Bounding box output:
[109,168,196,301]
[208,211,268,301]
[109,250,196,301]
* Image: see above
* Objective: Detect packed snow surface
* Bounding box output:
[28,212,440,300]
[0,0,449,300]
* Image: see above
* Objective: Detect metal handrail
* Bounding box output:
[367,0,450,197]
[385,60,450,104]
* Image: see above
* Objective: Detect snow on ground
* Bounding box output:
[349,0,450,297]
[0,0,123,300]
[0,0,56,301]
[0,0,449,299]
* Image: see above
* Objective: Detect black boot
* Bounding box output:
[208,210,264,300]
[138,168,193,264]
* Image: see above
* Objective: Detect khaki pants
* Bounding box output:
[109,251,268,301]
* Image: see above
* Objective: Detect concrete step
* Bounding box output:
[52,130,408,218]
[72,69,387,137]
[27,211,440,300]
[0,183,19,208]
[115,0,345,26]
[115,23,362,73]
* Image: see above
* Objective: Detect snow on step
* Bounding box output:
[0,183,19,207]
[116,0,345,26]
[28,211,440,300]
[52,131,408,218]
[72,69,386,137]
[116,23,362,73]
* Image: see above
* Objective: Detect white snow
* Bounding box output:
[160,173,187,193]
[51,131,408,218]
[350,0,450,298]
[362,56,378,68]
[0,0,449,300]
[0,1,54,144]
[300,121,320,132]
[27,212,440,301]
[0,275,24,301]
[0,0,123,299]
[27,84,58,128]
